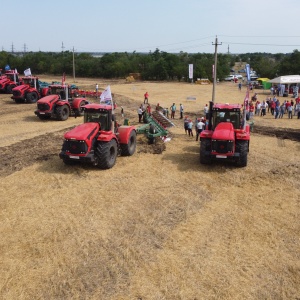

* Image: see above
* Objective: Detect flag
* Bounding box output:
[100,85,112,104]
[24,68,31,76]
[245,64,251,82]
[62,72,66,84]
[244,88,249,111]
[5,64,10,71]
[188,64,193,79]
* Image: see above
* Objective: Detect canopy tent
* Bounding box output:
[268,75,300,97]
[257,77,271,89]
[268,75,300,84]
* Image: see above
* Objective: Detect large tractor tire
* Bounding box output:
[56,105,70,121]
[76,100,86,117]
[200,139,212,165]
[120,130,137,156]
[6,84,15,94]
[26,92,39,103]
[96,140,118,169]
[235,140,248,167]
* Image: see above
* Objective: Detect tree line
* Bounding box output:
[1,49,300,81]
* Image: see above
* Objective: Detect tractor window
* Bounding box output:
[213,110,240,129]
[85,112,109,130]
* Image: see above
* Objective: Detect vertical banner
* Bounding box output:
[245,64,251,82]
[188,64,193,81]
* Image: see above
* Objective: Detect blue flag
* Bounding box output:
[245,64,251,82]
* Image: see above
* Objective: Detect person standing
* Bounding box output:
[260,101,266,116]
[187,119,193,137]
[95,83,99,96]
[238,82,242,91]
[121,106,124,118]
[196,118,205,141]
[179,104,184,119]
[170,103,176,119]
[138,105,143,123]
[204,104,209,119]
[288,104,293,119]
[144,92,149,104]
[184,116,189,134]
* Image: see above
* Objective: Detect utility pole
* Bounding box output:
[61,42,65,55]
[23,43,27,53]
[11,42,14,53]
[212,36,222,103]
[72,46,76,82]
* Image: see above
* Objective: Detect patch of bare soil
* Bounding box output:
[253,124,300,141]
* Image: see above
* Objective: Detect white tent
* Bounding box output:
[268,75,300,97]
[268,75,300,84]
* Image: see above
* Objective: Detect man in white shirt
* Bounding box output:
[196,118,206,141]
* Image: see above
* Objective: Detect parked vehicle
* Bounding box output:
[11,76,50,103]
[0,70,22,93]
[199,102,250,167]
[34,83,88,120]
[59,102,137,169]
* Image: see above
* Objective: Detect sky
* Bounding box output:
[3,0,300,54]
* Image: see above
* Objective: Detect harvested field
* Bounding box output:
[0,77,300,299]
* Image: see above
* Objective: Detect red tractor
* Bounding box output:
[34,83,88,120]
[200,102,250,167]
[0,70,22,93]
[59,102,137,169]
[11,76,50,103]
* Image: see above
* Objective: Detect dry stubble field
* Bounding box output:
[0,76,300,300]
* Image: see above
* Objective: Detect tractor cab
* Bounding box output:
[49,84,69,100]
[22,76,39,89]
[211,104,242,130]
[83,104,115,132]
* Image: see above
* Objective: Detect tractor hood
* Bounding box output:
[12,84,28,92]
[37,95,58,104]
[212,122,235,140]
[64,123,100,141]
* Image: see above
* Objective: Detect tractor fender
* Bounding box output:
[41,87,49,97]
[71,97,89,109]
[55,100,71,108]
[97,131,119,144]
[118,126,136,144]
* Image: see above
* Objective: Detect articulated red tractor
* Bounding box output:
[200,101,250,167]
[34,83,88,120]
[0,70,22,93]
[11,76,50,103]
[59,102,137,169]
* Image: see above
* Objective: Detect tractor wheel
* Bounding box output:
[96,139,118,169]
[56,105,70,121]
[76,100,86,116]
[200,139,212,164]
[120,130,137,156]
[6,85,14,93]
[26,92,39,103]
[235,140,248,167]
[148,123,156,144]
[38,115,51,120]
